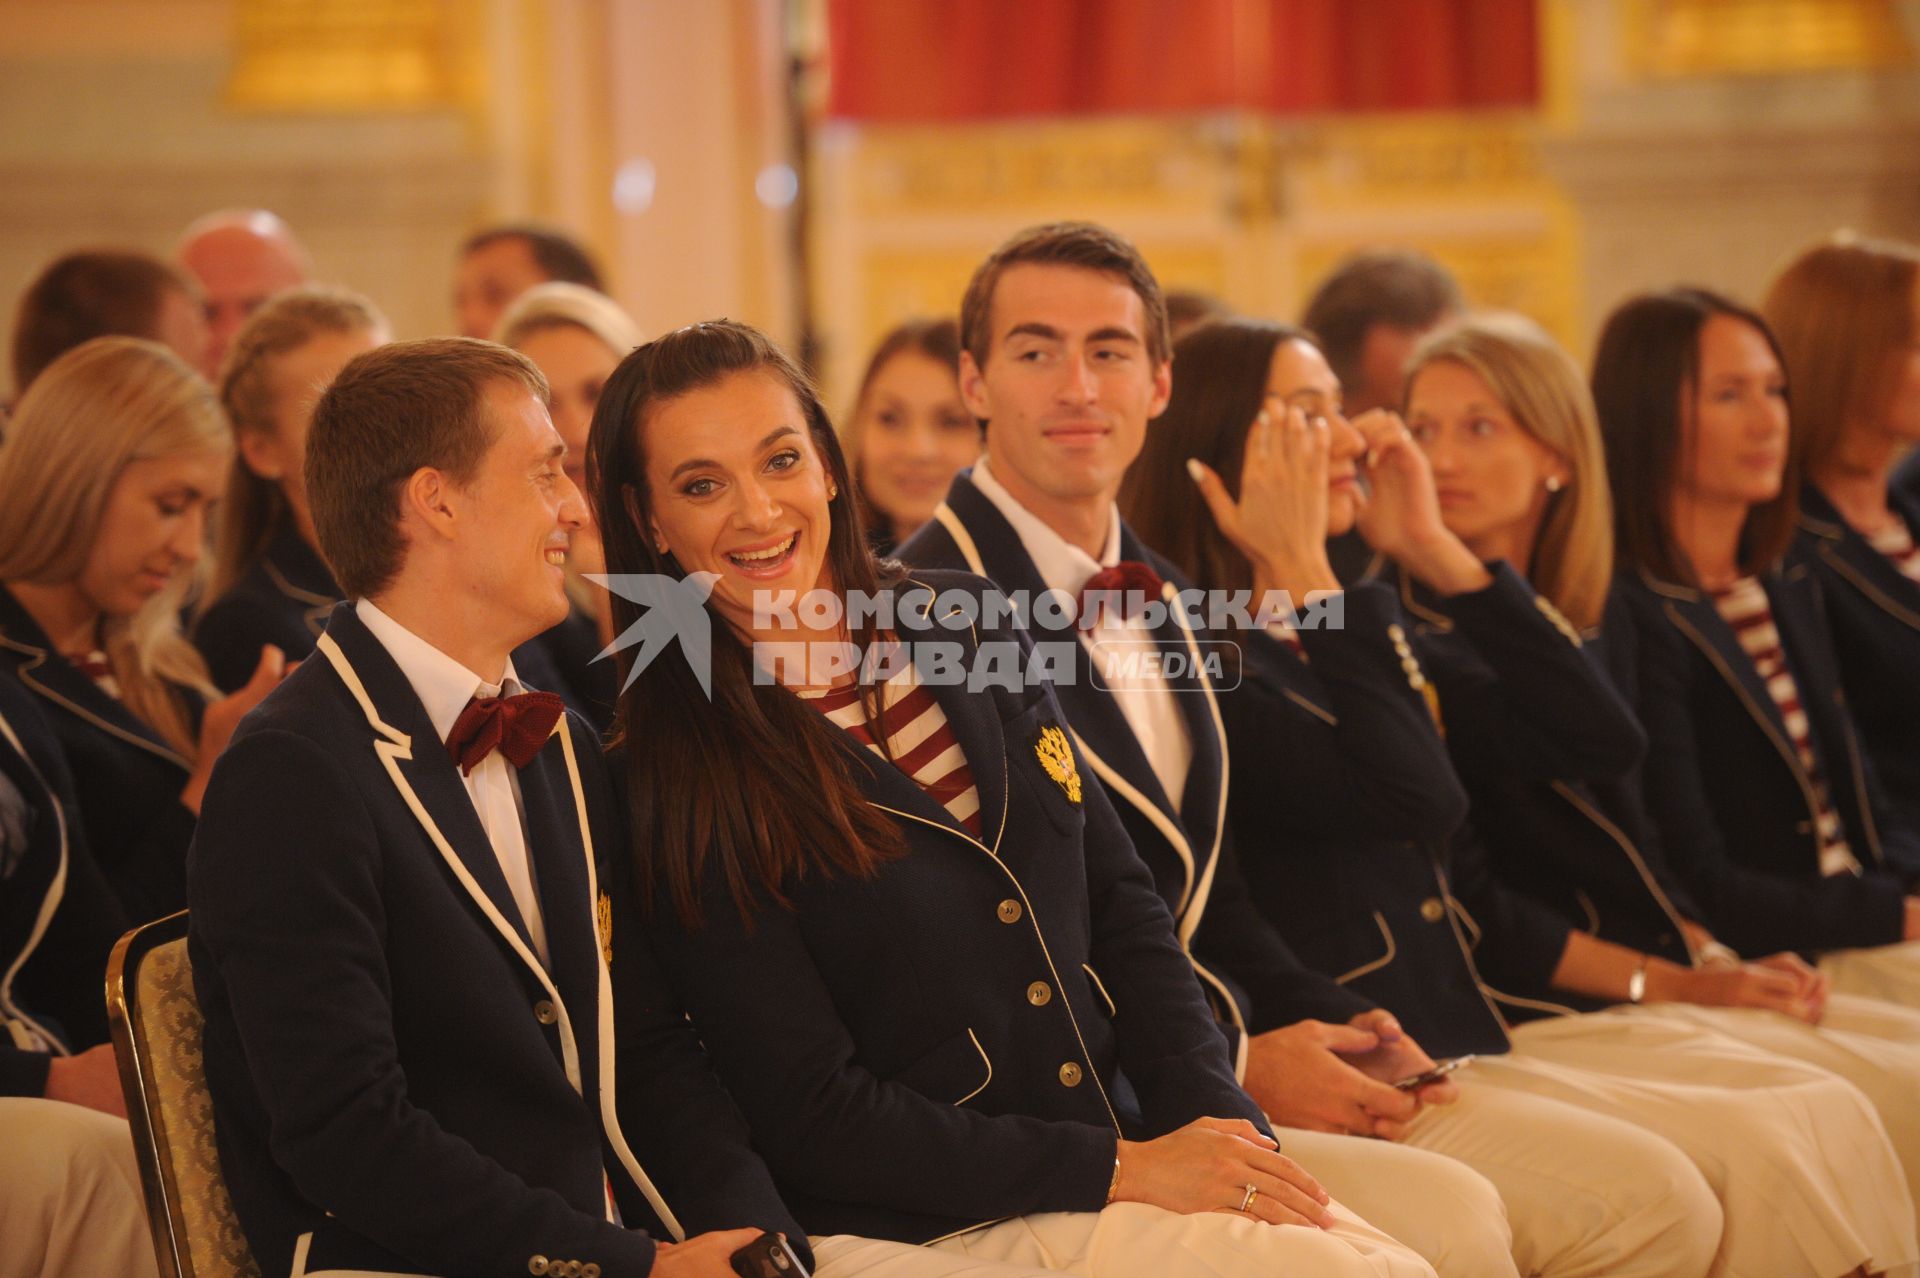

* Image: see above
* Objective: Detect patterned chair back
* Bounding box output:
[107,911,262,1278]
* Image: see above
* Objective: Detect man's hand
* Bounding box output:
[44,1043,127,1118]
[652,1228,770,1278]
[1114,1117,1334,1228]
[1241,1016,1440,1141]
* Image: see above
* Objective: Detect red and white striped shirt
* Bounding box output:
[1711,577,1861,877]
[799,661,982,835]
[1865,517,1920,586]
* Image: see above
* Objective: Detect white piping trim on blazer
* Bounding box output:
[1817,538,1920,631]
[1334,912,1397,985]
[1171,578,1232,941]
[562,722,685,1239]
[0,702,69,1053]
[318,632,687,1238]
[922,511,1240,1058]
[1284,688,1338,727]
[933,503,988,582]
[264,557,337,609]
[1081,964,1117,1018]
[871,793,1125,1136]
[1551,781,1695,954]
[955,1029,994,1106]
[1661,601,1829,853]
[1073,735,1197,919]
[314,640,584,1087]
[0,632,192,770]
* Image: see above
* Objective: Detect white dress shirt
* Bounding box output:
[970,457,1193,811]
[356,599,551,968]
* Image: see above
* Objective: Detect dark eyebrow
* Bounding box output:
[1005,322,1063,344]
[1087,326,1142,346]
[667,425,798,482]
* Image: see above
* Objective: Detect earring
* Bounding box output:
[1545,475,1565,493]
[828,482,839,499]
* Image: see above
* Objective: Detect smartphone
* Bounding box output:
[730,1232,810,1278]
[1392,1054,1474,1091]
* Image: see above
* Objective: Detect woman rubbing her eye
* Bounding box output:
[1123,315,1918,1278]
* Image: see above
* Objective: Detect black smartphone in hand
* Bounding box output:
[1392,1054,1475,1091]
[730,1232,810,1278]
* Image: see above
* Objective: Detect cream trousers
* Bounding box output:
[1487,1007,1917,1277]
[0,1098,157,1278]
[811,1199,1436,1277]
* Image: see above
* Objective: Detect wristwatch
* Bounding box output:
[1627,957,1649,1004]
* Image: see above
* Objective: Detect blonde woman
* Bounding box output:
[1404,312,1920,1227]
[496,281,641,728]
[194,286,388,691]
[1765,235,1920,837]
[0,338,285,921]
[1128,315,1916,1278]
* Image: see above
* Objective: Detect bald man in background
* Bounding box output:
[178,208,312,377]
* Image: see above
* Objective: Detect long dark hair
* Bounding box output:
[1121,320,1308,593]
[587,319,906,926]
[1591,288,1797,587]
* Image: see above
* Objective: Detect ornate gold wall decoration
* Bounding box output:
[1624,0,1917,76]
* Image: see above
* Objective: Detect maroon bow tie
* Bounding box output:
[1077,561,1166,626]
[446,691,566,775]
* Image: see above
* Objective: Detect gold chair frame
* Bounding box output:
[107,909,261,1278]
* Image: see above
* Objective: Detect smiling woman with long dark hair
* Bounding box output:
[587,317,1429,1277]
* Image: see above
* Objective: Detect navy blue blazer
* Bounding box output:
[1798,484,1920,838]
[1609,564,1920,955]
[1454,591,1697,982]
[0,675,129,1094]
[899,472,1376,1060]
[190,602,802,1278]
[193,522,614,730]
[0,584,201,923]
[1380,567,1697,1021]
[193,523,337,693]
[1221,583,1519,1057]
[639,571,1264,1246]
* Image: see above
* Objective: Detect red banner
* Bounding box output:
[826,0,1538,122]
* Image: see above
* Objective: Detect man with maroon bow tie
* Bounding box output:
[187,338,803,1278]
[898,223,1521,1277]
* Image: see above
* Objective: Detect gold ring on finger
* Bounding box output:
[1238,1182,1258,1213]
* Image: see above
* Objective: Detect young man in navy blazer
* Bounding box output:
[898,223,1731,1278]
[188,339,803,1278]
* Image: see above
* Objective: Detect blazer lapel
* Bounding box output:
[1118,528,1229,891]
[313,605,544,969]
[262,524,343,639]
[1650,573,1808,793]
[517,732,601,1042]
[934,480,1205,917]
[838,579,1012,854]
[1800,485,1920,633]
[0,587,190,772]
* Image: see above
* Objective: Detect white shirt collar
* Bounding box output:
[969,455,1121,597]
[354,598,521,744]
